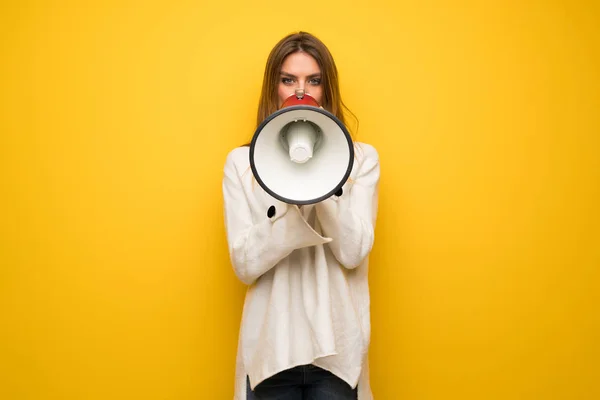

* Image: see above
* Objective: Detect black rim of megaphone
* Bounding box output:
[249,105,355,205]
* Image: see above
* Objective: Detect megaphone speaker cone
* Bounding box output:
[249,102,354,205]
[285,120,318,164]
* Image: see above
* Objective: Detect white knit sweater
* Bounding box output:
[222,142,380,400]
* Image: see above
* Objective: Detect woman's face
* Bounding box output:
[277,51,323,107]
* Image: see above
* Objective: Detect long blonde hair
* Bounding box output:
[248,31,358,144]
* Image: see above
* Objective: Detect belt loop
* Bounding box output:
[303,364,306,385]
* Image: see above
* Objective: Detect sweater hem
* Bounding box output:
[247,350,338,390]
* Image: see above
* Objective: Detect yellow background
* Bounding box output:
[1,1,599,399]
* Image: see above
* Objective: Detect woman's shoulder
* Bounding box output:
[353,141,379,163]
[224,146,250,168]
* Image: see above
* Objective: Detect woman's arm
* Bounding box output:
[222,149,331,285]
[315,144,380,269]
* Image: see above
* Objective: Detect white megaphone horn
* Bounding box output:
[249,88,354,205]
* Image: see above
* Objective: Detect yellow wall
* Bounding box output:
[1,1,598,399]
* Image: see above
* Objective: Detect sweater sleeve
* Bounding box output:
[315,144,380,269]
[222,150,332,285]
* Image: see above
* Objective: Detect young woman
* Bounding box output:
[222,31,380,400]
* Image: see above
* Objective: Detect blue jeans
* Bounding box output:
[246,364,357,399]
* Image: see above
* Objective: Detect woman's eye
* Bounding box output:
[309,78,321,85]
[281,78,294,85]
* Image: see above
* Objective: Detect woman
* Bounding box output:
[222,31,380,400]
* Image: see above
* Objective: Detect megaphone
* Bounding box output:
[249,88,354,205]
